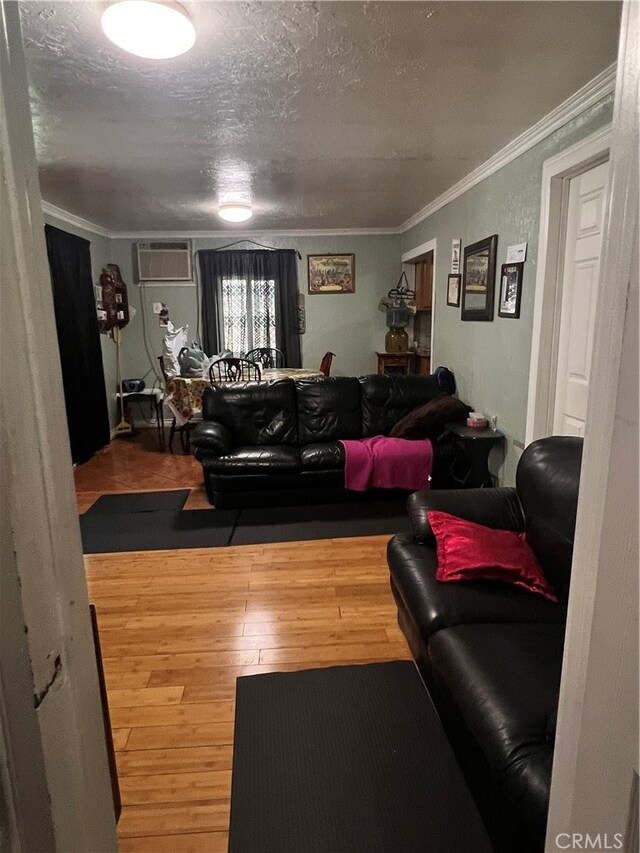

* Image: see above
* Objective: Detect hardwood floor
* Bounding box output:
[79,434,410,851]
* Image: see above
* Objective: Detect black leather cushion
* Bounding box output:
[295,377,362,444]
[388,533,564,641]
[201,380,297,446]
[360,374,442,437]
[202,445,301,475]
[516,437,583,603]
[300,442,345,469]
[407,487,525,544]
[190,421,233,455]
[390,395,471,440]
[428,623,565,838]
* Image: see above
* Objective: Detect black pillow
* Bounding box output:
[389,394,471,440]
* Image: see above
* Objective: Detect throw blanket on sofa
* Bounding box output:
[339,436,433,492]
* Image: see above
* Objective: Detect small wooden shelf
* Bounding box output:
[377,352,415,375]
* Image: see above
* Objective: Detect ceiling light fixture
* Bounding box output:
[101,1,196,59]
[218,203,253,223]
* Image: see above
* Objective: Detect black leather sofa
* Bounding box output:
[387,436,583,853]
[190,374,448,508]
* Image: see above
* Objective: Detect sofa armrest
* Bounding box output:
[190,421,234,456]
[408,487,524,544]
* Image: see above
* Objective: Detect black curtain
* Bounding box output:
[198,249,301,367]
[45,225,110,464]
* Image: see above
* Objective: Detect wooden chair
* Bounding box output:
[244,347,286,369]
[319,351,335,376]
[158,356,191,454]
[209,357,262,384]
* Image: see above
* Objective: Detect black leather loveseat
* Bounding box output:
[387,436,582,852]
[191,374,449,508]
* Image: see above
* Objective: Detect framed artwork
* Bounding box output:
[447,273,461,307]
[461,234,498,321]
[308,254,355,294]
[498,262,523,318]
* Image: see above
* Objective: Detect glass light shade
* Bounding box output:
[218,204,253,223]
[101,1,196,59]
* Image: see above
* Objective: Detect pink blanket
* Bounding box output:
[339,436,433,492]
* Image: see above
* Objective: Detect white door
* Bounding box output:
[553,160,610,436]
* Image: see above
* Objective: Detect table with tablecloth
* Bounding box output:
[165,368,323,426]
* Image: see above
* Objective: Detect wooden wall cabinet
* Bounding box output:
[414,256,433,311]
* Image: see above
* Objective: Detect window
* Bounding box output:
[220,277,277,355]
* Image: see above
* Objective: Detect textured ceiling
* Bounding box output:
[21,1,620,232]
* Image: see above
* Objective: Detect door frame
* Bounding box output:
[525,125,611,444]
[401,238,437,364]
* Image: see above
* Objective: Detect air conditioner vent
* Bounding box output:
[137,241,192,282]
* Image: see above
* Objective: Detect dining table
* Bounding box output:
[165,367,323,426]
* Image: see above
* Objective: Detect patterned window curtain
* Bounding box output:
[198,249,301,366]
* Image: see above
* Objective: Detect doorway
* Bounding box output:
[401,238,437,373]
[525,127,611,444]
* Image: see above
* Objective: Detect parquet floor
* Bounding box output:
[78,435,411,851]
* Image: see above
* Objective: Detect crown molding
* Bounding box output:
[399,63,616,233]
[40,64,616,241]
[109,227,398,239]
[40,201,113,238]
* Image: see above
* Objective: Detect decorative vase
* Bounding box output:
[385,327,409,353]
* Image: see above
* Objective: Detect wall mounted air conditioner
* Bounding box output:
[136,241,192,282]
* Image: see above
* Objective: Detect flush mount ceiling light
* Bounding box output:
[101,1,196,59]
[218,203,253,223]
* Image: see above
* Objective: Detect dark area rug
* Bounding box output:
[79,491,411,553]
[229,661,492,853]
[86,489,189,515]
[80,507,239,553]
[232,499,410,545]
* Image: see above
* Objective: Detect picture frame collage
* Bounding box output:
[447,236,524,321]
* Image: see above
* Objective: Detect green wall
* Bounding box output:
[401,95,614,484]
[43,213,119,429]
[109,234,401,384]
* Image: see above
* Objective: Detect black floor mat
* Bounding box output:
[86,489,189,515]
[229,661,492,853]
[79,492,410,553]
[231,499,410,545]
[80,508,238,553]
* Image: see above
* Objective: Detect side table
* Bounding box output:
[445,423,505,488]
[376,351,415,375]
[116,388,165,448]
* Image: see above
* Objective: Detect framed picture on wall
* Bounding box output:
[461,234,498,321]
[307,254,355,294]
[446,274,461,307]
[498,262,523,318]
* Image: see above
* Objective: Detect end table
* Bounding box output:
[445,423,505,488]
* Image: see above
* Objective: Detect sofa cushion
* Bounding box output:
[428,511,558,602]
[390,395,471,440]
[295,377,362,445]
[516,437,583,604]
[201,380,298,446]
[300,442,345,469]
[428,623,565,840]
[202,445,301,475]
[360,374,442,436]
[387,532,564,642]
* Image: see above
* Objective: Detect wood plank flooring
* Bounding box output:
[87,535,410,851]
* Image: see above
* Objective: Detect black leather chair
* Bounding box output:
[387,436,583,853]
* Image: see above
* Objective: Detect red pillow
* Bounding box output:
[427,510,558,602]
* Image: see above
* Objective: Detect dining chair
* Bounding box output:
[209,357,262,384]
[244,347,285,369]
[159,355,191,454]
[319,351,335,376]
